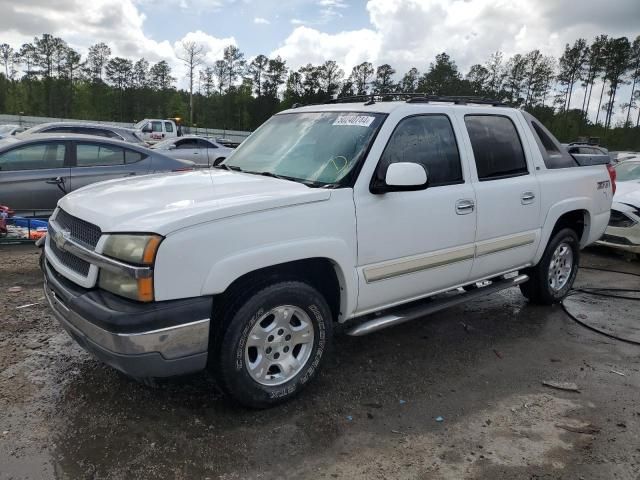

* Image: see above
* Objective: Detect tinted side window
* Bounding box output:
[465,115,527,181]
[0,143,66,171]
[43,126,73,133]
[164,122,174,133]
[125,149,146,164]
[151,121,163,133]
[378,115,463,187]
[76,143,125,167]
[197,139,213,148]
[176,139,198,149]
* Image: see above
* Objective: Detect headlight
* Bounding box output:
[98,234,162,302]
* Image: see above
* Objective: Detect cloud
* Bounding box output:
[253,17,270,25]
[271,26,381,72]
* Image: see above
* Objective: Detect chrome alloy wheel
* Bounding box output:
[548,242,574,291]
[245,305,315,386]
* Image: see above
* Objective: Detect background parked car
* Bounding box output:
[150,135,234,167]
[133,118,179,144]
[610,151,640,163]
[0,124,25,139]
[597,159,640,255]
[0,134,194,212]
[565,143,612,166]
[18,122,146,146]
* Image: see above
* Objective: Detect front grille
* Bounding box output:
[55,209,102,248]
[48,223,91,276]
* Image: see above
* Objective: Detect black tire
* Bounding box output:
[216,281,332,408]
[520,228,580,305]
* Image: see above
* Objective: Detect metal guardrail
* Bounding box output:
[0,210,49,245]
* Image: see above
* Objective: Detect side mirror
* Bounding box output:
[381,162,428,191]
[168,144,176,150]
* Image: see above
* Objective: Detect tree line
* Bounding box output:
[0,33,639,149]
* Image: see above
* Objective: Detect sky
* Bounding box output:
[1,0,639,121]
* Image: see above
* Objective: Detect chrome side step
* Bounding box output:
[346,274,529,336]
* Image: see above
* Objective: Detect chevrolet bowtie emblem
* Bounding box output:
[53,229,71,250]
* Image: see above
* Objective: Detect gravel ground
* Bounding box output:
[1,243,639,480]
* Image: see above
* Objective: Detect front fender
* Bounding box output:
[200,238,357,321]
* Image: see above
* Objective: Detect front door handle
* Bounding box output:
[455,199,475,215]
[46,177,64,185]
[521,192,536,204]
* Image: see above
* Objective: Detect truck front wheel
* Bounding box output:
[216,281,332,408]
[520,228,580,304]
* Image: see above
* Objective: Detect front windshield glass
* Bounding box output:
[615,162,640,182]
[223,111,385,186]
[150,138,175,149]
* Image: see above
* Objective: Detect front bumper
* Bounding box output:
[43,261,212,378]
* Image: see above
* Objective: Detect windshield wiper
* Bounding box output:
[213,164,243,172]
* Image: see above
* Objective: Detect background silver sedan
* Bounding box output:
[0,134,194,212]
[150,136,235,167]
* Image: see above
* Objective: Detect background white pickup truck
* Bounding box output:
[42,96,614,407]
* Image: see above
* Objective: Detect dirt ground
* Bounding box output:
[1,244,639,480]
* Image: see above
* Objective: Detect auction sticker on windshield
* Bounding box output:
[333,115,376,127]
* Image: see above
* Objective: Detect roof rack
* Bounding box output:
[326,92,507,107]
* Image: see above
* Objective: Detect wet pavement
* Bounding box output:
[1,244,639,479]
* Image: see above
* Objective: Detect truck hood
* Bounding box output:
[613,180,640,207]
[57,170,331,234]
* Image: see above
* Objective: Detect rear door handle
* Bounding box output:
[521,192,536,204]
[455,199,475,215]
[46,177,64,185]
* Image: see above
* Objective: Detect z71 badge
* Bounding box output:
[597,180,610,190]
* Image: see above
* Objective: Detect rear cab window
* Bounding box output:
[464,115,528,181]
[164,122,174,133]
[522,112,575,169]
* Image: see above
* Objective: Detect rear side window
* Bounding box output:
[0,143,66,171]
[164,122,174,133]
[465,115,527,181]
[524,113,575,169]
[176,139,198,149]
[125,149,146,164]
[76,143,125,167]
[378,114,463,187]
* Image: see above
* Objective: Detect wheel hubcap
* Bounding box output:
[548,242,574,291]
[245,305,314,386]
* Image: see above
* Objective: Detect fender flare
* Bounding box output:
[533,198,592,264]
[200,237,357,321]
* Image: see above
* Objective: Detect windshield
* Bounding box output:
[615,161,640,182]
[150,138,176,149]
[0,125,17,135]
[223,111,385,186]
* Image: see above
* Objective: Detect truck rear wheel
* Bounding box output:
[520,228,579,304]
[216,281,332,408]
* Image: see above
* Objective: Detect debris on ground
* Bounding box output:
[542,381,580,392]
[610,370,625,376]
[493,349,503,359]
[7,286,22,293]
[361,402,382,409]
[399,399,406,405]
[435,416,444,422]
[345,415,353,421]
[16,303,39,310]
[555,423,600,435]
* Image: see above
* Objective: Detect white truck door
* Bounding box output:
[460,112,542,280]
[354,113,477,315]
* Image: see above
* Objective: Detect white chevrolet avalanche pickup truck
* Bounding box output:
[41,97,615,407]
